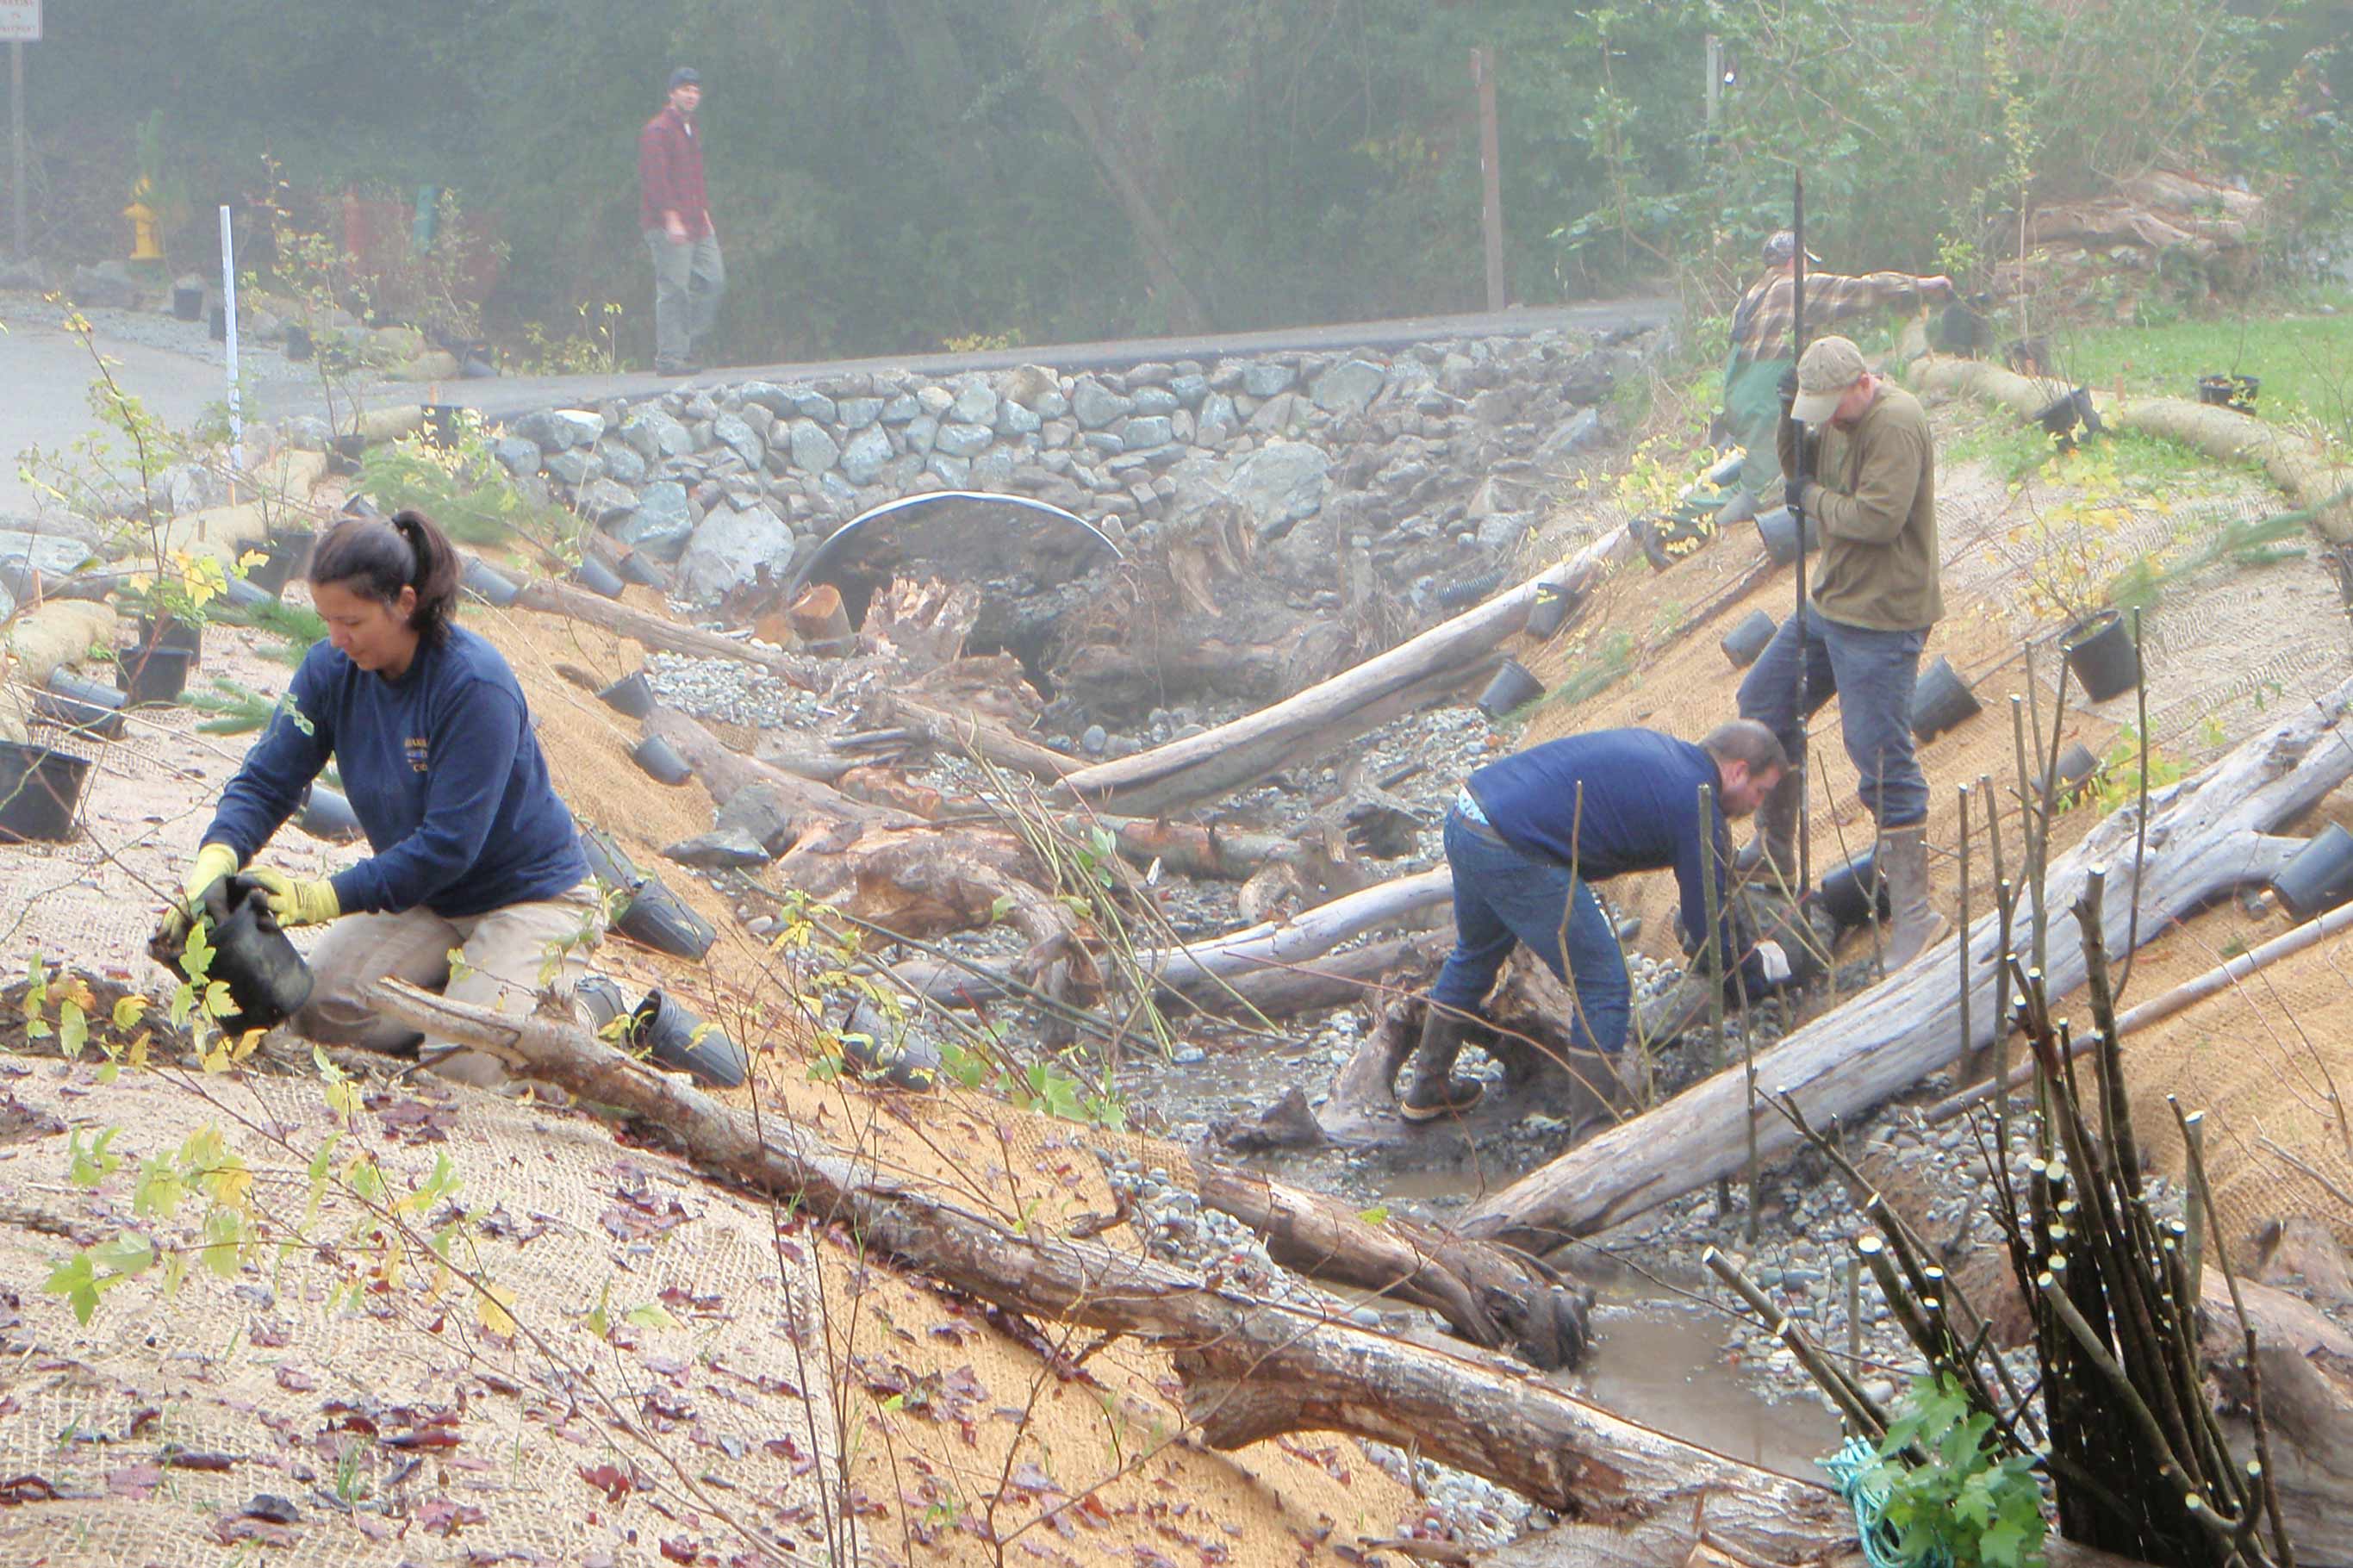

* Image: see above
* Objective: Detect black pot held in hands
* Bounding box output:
[1909,655,1982,742]
[0,742,95,844]
[1756,505,1821,568]
[196,875,315,1036]
[2270,824,2353,923]
[2061,609,2140,703]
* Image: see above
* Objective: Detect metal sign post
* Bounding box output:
[1,1,38,262]
[220,205,242,470]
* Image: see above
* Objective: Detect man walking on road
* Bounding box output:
[1736,334,1947,970]
[1718,232,1951,526]
[639,66,724,376]
[1400,721,1792,1123]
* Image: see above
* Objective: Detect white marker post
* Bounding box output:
[219,203,241,472]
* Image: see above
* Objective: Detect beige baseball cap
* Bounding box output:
[1790,335,1868,424]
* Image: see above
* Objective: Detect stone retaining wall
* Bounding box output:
[494,323,1671,606]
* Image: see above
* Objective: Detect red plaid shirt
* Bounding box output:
[638,106,711,234]
[1728,271,1931,366]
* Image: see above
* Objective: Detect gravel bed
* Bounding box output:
[644,650,831,730]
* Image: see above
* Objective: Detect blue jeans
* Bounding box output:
[1429,808,1631,1054]
[1737,602,1930,827]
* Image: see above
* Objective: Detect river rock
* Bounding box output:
[879,393,921,423]
[575,478,640,527]
[995,399,1043,437]
[493,436,542,477]
[1242,361,1296,398]
[1122,414,1174,451]
[1131,386,1180,417]
[515,408,603,451]
[1225,440,1329,532]
[677,502,794,600]
[596,439,649,485]
[837,396,882,431]
[1003,364,1059,406]
[950,379,999,426]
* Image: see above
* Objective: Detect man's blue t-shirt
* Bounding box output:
[1465,726,1739,969]
[203,625,588,918]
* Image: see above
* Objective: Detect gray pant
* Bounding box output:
[644,229,724,368]
[296,885,601,1086]
[1737,602,1930,827]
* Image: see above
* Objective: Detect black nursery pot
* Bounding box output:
[246,530,314,597]
[577,825,643,893]
[283,324,314,361]
[2062,610,2140,704]
[172,284,203,322]
[631,735,693,786]
[137,614,202,663]
[597,671,657,720]
[613,879,716,961]
[2196,373,2259,413]
[423,403,468,451]
[460,557,521,607]
[1525,579,1573,639]
[616,551,666,588]
[1720,609,1777,669]
[2054,742,2101,793]
[2270,824,2353,923]
[1909,656,1982,742]
[0,742,94,844]
[1757,505,1820,569]
[571,557,627,600]
[37,672,127,740]
[200,875,314,1036]
[296,783,364,843]
[119,643,196,706]
[629,989,749,1088]
[1477,657,1545,718]
[1816,849,1891,930]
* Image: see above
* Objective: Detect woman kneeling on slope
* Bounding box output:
[153,508,596,1086]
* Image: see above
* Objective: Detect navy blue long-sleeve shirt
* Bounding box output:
[1466,727,1742,971]
[202,626,588,918]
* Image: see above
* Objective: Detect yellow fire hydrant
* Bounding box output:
[126,177,164,263]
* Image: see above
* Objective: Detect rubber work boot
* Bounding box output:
[1400,1006,1485,1123]
[1877,821,1950,971]
[1734,768,1805,890]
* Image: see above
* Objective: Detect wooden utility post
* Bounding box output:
[1704,34,1722,134]
[1472,47,1505,312]
[1,2,38,261]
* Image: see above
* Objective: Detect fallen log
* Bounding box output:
[1052,532,1631,816]
[510,574,825,690]
[1460,676,2353,1250]
[892,866,1453,1005]
[2201,1277,2353,1559]
[1179,932,1446,1019]
[358,979,2143,1564]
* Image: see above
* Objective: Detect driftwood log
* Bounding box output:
[1052,532,1631,816]
[1461,676,2353,1250]
[510,575,825,690]
[357,979,2151,1565]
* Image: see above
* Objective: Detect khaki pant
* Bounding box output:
[644,228,724,369]
[296,886,602,1088]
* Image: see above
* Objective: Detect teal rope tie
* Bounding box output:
[1821,1436,1951,1568]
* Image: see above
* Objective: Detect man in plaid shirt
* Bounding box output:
[1717,233,1951,525]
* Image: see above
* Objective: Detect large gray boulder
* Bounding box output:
[677,502,795,600]
[492,436,543,477]
[950,378,999,426]
[1242,361,1297,398]
[575,478,640,527]
[1224,440,1329,534]
[0,528,96,579]
[610,481,695,561]
[1121,414,1173,451]
[514,408,604,451]
[784,418,840,473]
[837,426,893,485]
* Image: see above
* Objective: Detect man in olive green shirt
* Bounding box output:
[1736,335,1947,968]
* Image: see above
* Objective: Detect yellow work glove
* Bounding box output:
[152,842,240,958]
[240,866,344,929]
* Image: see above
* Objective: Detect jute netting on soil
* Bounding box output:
[2118,916,2353,1254]
[0,1059,839,1567]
